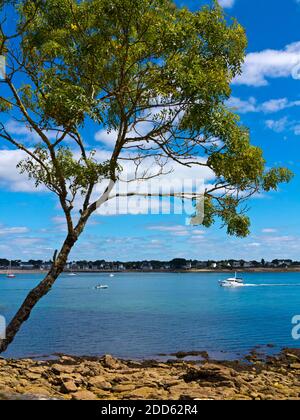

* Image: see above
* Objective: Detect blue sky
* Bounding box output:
[1,0,300,262]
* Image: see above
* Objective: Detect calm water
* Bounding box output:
[1,272,300,359]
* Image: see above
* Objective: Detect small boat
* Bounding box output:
[68,273,77,276]
[6,261,16,278]
[109,274,115,277]
[95,285,109,290]
[219,272,244,288]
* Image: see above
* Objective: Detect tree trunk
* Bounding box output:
[0,234,77,354]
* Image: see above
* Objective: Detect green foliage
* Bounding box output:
[0,0,293,237]
[19,0,247,128]
[263,168,293,192]
[0,97,12,112]
[17,146,112,196]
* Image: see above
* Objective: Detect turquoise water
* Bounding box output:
[1,272,300,359]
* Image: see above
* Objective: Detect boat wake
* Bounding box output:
[240,283,300,287]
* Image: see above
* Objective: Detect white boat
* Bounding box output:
[68,273,77,276]
[219,272,244,288]
[109,274,115,277]
[95,285,109,290]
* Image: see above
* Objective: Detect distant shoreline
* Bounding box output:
[1,267,300,275]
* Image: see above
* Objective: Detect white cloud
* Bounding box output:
[90,150,214,217]
[261,98,293,113]
[265,117,289,133]
[218,0,236,8]
[5,120,39,142]
[265,116,300,136]
[262,228,278,233]
[10,237,43,247]
[226,96,257,113]
[0,149,40,192]
[0,226,29,235]
[148,225,188,233]
[0,144,215,208]
[293,124,300,135]
[95,122,155,149]
[262,235,295,243]
[52,216,66,225]
[234,41,300,86]
[227,96,300,114]
[5,120,58,144]
[147,224,205,237]
[94,129,117,148]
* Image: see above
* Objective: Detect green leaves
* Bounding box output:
[1,0,293,238]
[17,146,111,195]
[0,97,12,112]
[41,80,99,126]
[226,214,250,238]
[263,168,294,192]
[19,0,247,128]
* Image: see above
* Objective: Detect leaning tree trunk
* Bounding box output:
[0,233,77,354]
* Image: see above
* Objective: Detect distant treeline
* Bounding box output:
[0,258,298,271]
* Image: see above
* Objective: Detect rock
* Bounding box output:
[290,363,300,370]
[21,386,51,397]
[72,390,98,400]
[60,356,77,363]
[67,373,85,385]
[88,376,112,390]
[75,366,92,376]
[93,390,112,399]
[113,384,136,392]
[27,366,47,374]
[0,384,14,394]
[0,391,57,400]
[163,379,185,388]
[102,355,123,370]
[170,351,209,360]
[157,363,169,369]
[24,372,41,381]
[52,364,74,375]
[1,353,300,400]
[60,380,78,394]
[286,353,299,362]
[125,387,160,399]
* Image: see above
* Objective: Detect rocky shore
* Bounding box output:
[1,349,300,400]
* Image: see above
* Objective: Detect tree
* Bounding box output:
[170,258,187,270]
[0,0,292,353]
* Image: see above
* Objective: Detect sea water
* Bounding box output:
[1,272,300,359]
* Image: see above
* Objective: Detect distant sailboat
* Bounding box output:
[7,261,16,278]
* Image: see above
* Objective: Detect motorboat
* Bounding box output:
[95,285,109,290]
[109,274,115,277]
[68,273,77,276]
[219,272,244,288]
